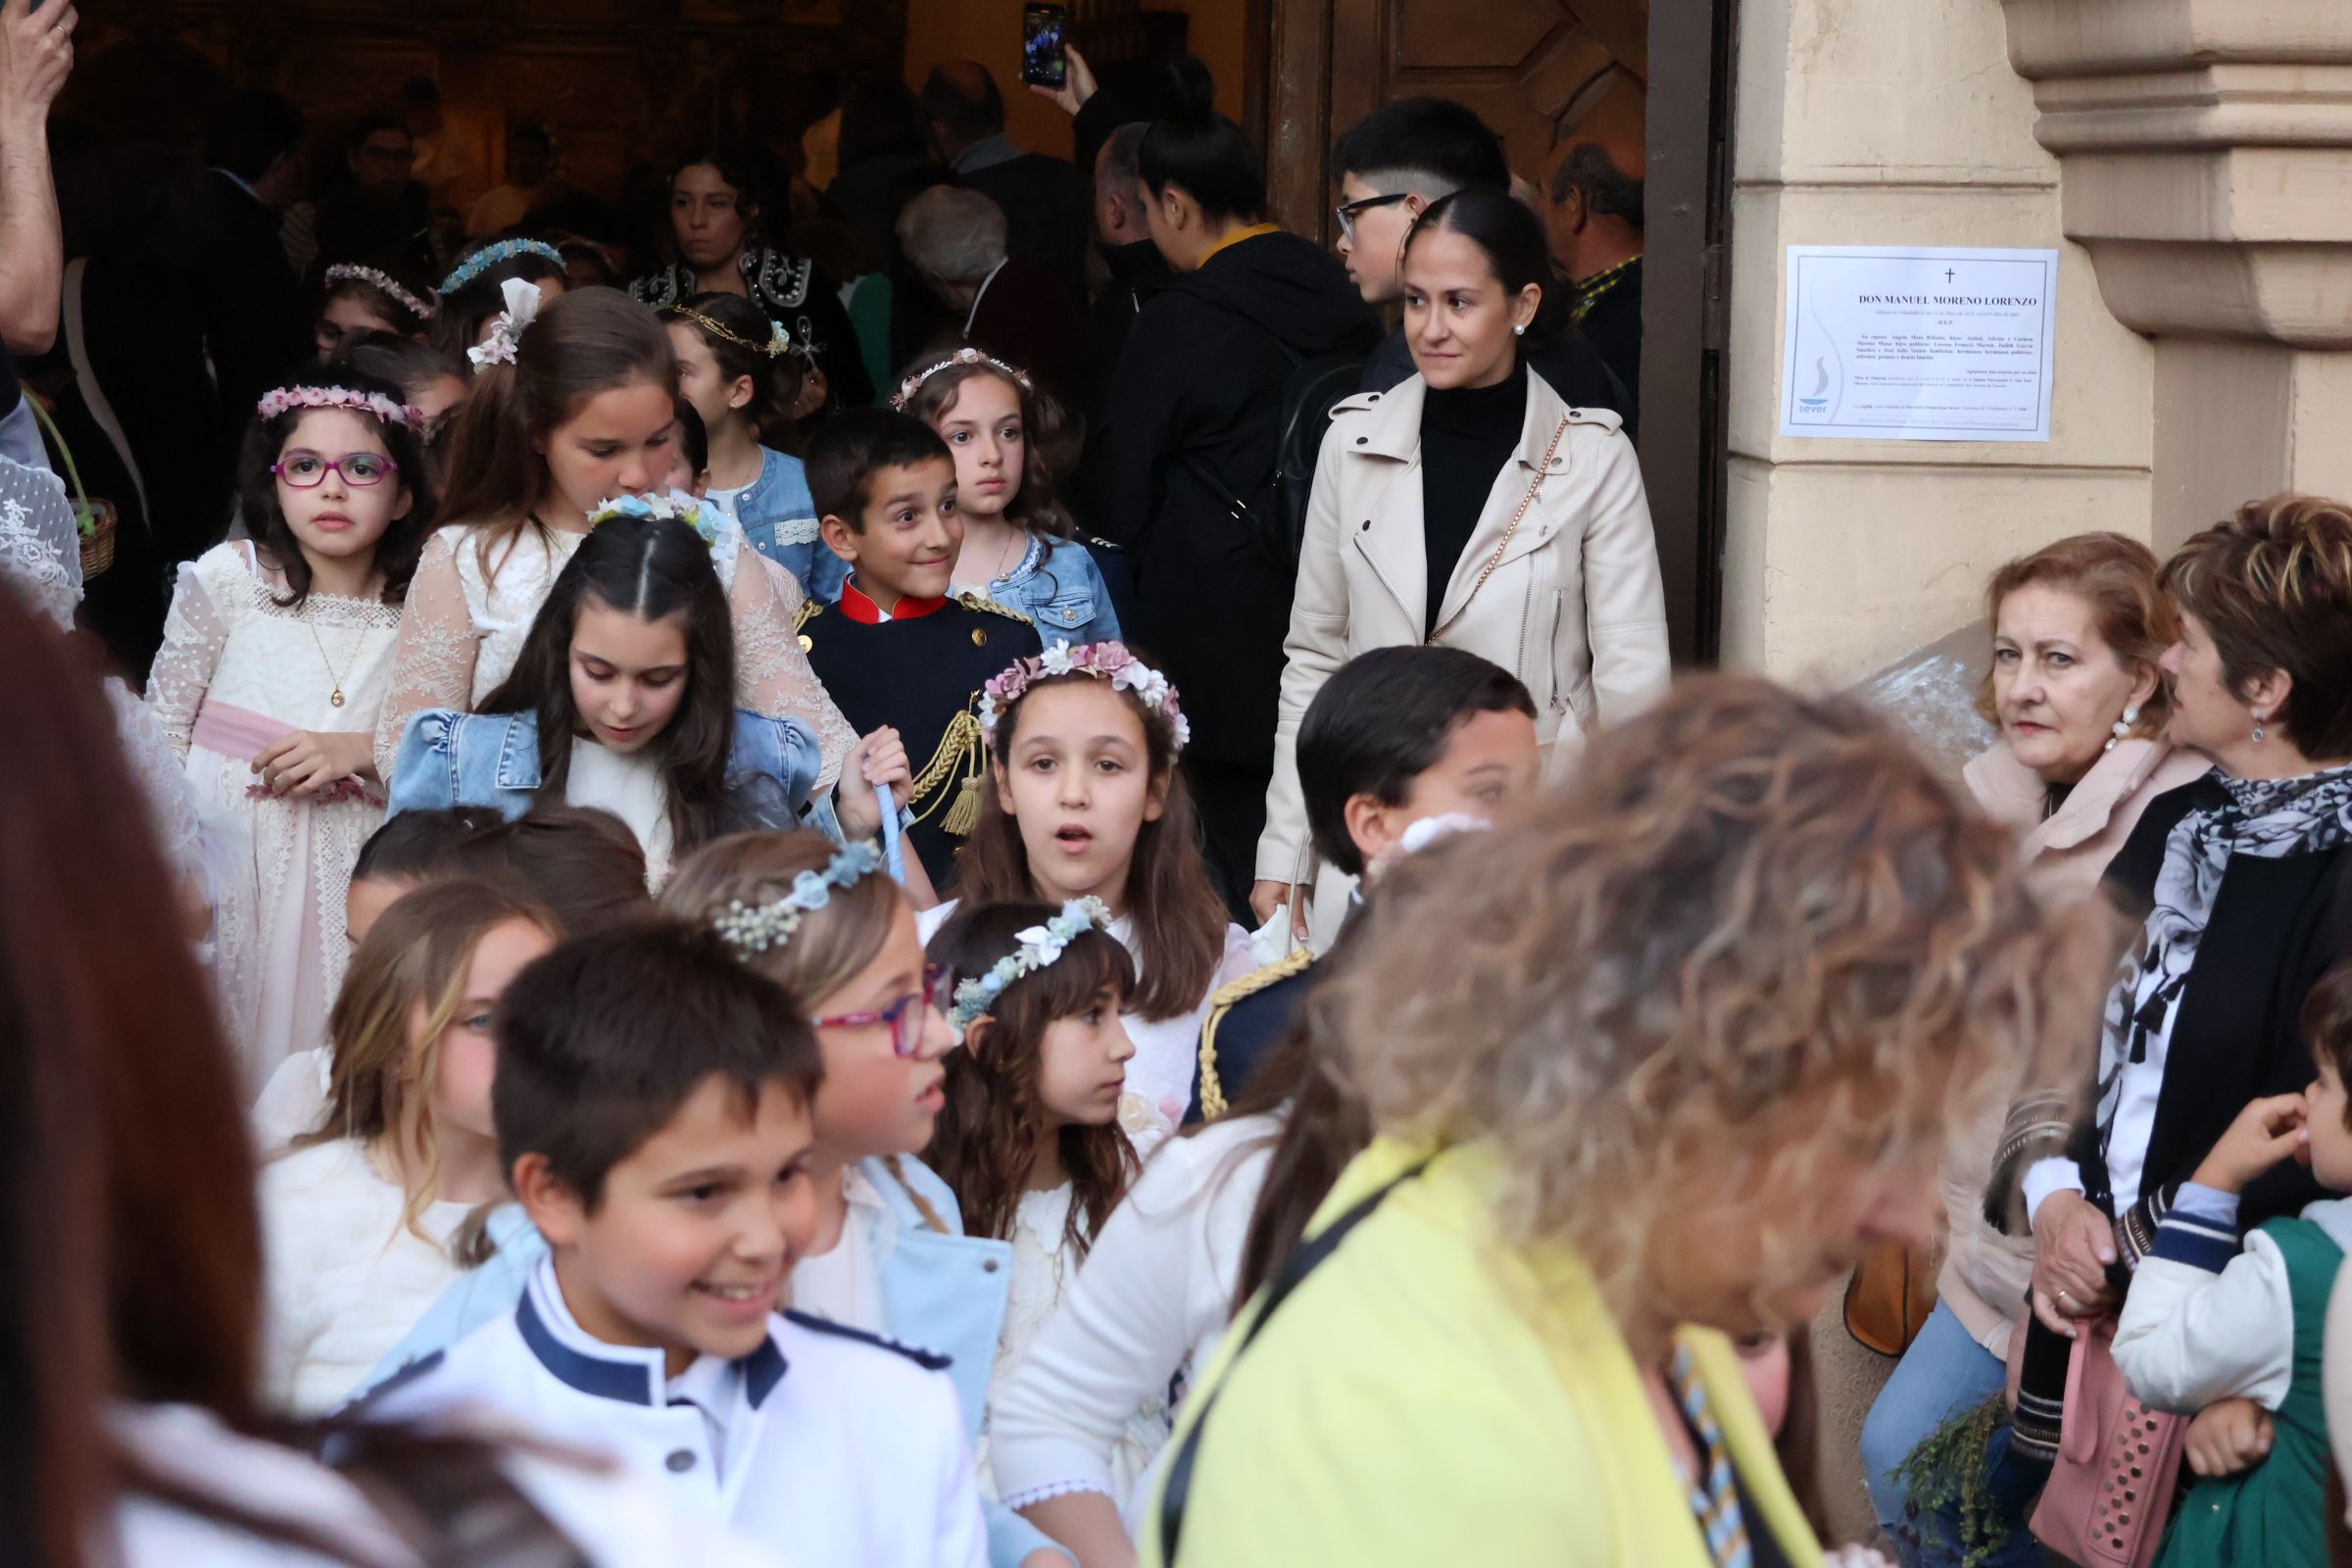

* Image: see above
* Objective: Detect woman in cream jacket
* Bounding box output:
[1250,190,1668,929]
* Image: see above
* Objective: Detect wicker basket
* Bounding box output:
[23,388,115,581]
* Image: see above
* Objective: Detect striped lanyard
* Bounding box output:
[1668,1345,1753,1568]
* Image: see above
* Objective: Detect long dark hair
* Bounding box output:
[954,663,1228,1020]
[235,368,436,608]
[429,232,569,367]
[666,291,803,445]
[1138,59,1266,223]
[439,286,676,576]
[319,256,440,339]
[896,354,1076,542]
[922,900,1142,1257]
[0,585,590,1568]
[1402,187,1571,345]
[479,512,737,857]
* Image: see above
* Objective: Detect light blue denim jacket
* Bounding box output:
[982,534,1121,647]
[354,1158,1065,1567]
[723,445,846,606]
[385,707,822,827]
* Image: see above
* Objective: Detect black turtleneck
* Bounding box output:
[1418,361,1528,637]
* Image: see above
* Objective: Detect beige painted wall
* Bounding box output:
[1723,0,2158,688]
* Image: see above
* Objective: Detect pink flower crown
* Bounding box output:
[321,264,439,320]
[978,640,1190,752]
[256,384,426,436]
[891,345,1034,412]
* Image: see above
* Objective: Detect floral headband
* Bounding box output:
[890,346,1034,412]
[710,842,886,956]
[322,264,439,320]
[666,304,794,360]
[257,383,425,436]
[468,277,544,368]
[978,640,1190,752]
[439,237,565,296]
[589,488,723,551]
[949,897,1113,1032]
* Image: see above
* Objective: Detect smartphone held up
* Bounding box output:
[1021,3,1068,89]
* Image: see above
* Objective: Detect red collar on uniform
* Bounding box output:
[840,578,950,623]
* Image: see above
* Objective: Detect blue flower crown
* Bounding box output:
[589,490,722,551]
[948,897,1113,1032]
[439,238,565,296]
[711,842,885,955]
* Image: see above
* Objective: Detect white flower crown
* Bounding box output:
[322,263,439,320]
[710,843,886,955]
[948,897,1113,1032]
[977,640,1189,752]
[890,345,1034,412]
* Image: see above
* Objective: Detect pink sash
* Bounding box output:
[192,699,378,807]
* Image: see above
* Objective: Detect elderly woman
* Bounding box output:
[895,184,1081,399]
[1861,532,2208,1564]
[1145,674,2108,1567]
[2014,495,2352,1464]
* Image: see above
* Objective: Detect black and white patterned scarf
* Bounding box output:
[2096,762,2352,1128]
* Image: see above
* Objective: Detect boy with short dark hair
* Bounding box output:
[1191,646,1538,1118]
[371,921,988,1568]
[802,409,1042,890]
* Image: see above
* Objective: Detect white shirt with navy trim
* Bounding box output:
[367,1257,987,1568]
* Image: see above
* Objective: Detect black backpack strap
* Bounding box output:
[1154,1155,1432,1563]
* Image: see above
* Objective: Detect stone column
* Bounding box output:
[2000,0,2352,549]
[1721,0,2156,687]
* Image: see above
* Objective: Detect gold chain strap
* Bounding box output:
[1427,416,1571,646]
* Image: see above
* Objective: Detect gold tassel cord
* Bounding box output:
[905,709,984,834]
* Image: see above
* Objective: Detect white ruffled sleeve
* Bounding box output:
[374,528,482,780]
[145,550,237,760]
[719,520,856,791]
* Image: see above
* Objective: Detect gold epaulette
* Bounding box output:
[956,590,1033,625]
[1196,947,1314,1121]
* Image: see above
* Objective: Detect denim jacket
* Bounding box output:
[983,533,1122,647]
[353,1158,1066,1568]
[724,445,846,606]
[385,707,821,825]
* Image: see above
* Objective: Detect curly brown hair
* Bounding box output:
[922,900,1142,1256]
[1315,672,2116,1333]
[896,356,1078,542]
[1974,531,2179,737]
[2162,493,2352,759]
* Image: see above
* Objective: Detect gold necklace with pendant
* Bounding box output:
[308,616,356,708]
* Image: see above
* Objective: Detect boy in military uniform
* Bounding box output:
[1191,647,1541,1120]
[801,409,1042,891]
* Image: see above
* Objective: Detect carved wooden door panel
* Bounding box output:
[1269,0,1647,238]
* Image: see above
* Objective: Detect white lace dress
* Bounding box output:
[147,543,401,1090]
[979,1103,1174,1507]
[372,517,856,788]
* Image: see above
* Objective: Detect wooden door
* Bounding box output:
[1266,0,1649,244]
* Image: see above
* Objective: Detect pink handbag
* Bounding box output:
[2028,1319,2187,1568]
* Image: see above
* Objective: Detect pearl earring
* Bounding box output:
[1512,322,1526,337]
[2254,714,2269,745]
[2104,705,2140,753]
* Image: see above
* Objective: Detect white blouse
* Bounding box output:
[258,1139,471,1416]
[990,1113,1278,1523]
[566,737,673,887]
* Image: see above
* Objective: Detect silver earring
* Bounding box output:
[2253,713,2269,745]
[2104,705,2140,753]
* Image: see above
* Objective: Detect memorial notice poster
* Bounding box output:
[1779,245,2058,442]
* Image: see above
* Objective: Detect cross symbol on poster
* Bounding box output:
[1944,269,1957,284]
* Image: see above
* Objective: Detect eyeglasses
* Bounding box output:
[1335,191,1411,241]
[272,451,400,487]
[811,964,954,1058]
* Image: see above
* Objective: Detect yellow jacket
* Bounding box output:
[1143,1136,1822,1568]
